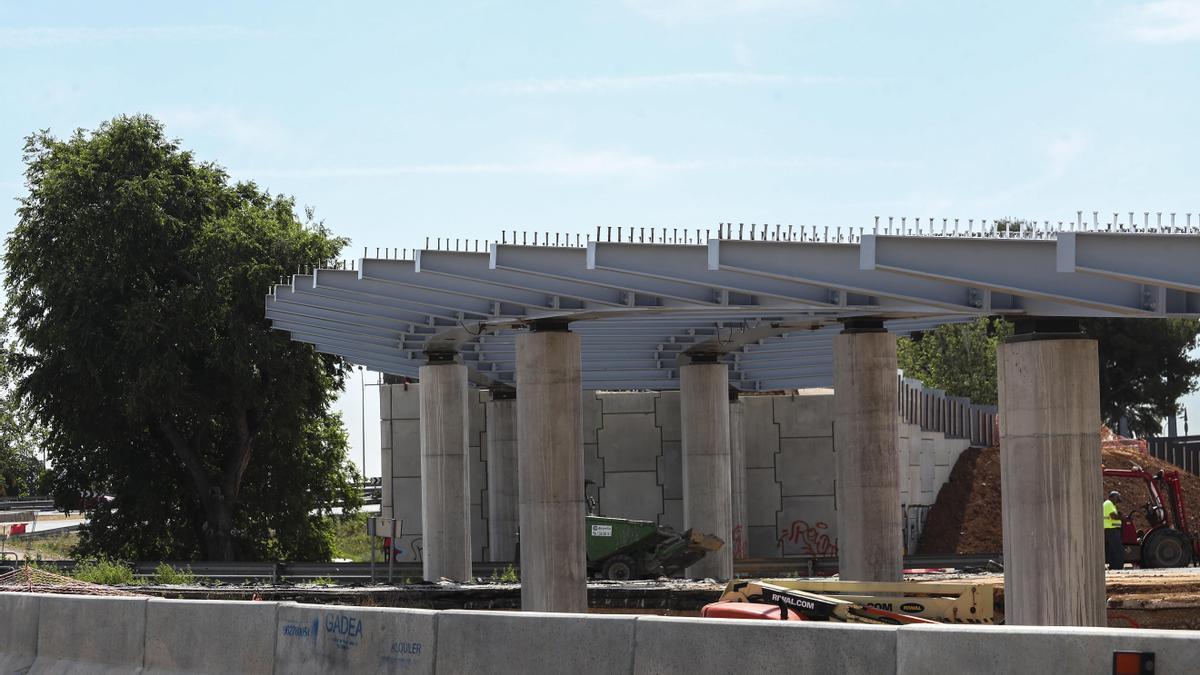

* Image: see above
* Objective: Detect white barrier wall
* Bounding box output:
[0,592,39,673]
[144,598,277,674]
[381,387,971,562]
[30,594,147,675]
[2,593,1199,675]
[274,602,437,674]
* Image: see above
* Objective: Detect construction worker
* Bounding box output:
[1104,490,1124,570]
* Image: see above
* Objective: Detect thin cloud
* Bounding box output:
[1115,0,1200,43]
[624,0,829,23]
[157,107,286,150]
[0,25,268,48]
[481,72,839,94]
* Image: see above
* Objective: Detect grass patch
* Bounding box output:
[6,531,78,560]
[152,562,197,585]
[308,576,336,587]
[490,564,519,583]
[330,513,373,562]
[71,558,134,585]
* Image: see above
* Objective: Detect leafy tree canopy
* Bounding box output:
[4,115,361,560]
[899,317,1200,437]
[0,345,45,497]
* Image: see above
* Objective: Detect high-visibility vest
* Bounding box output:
[1103,500,1121,529]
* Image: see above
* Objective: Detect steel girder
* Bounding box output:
[266,231,1200,391]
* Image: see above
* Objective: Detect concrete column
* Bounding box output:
[681,360,733,579]
[516,326,586,612]
[998,337,1104,626]
[486,392,519,562]
[833,323,902,582]
[418,361,472,582]
[729,395,748,560]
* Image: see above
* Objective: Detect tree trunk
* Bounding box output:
[203,498,237,561]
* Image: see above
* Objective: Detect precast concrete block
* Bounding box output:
[633,616,896,675]
[390,384,420,420]
[598,471,663,522]
[773,394,834,438]
[745,467,781,527]
[378,385,392,421]
[741,398,779,468]
[582,392,603,445]
[435,610,636,675]
[472,501,488,562]
[143,599,276,675]
[468,393,486,441]
[602,392,658,414]
[777,496,838,557]
[660,498,683,532]
[389,419,422,476]
[380,420,392,450]
[747,525,779,557]
[920,451,934,494]
[391,476,423,533]
[0,592,39,674]
[597,413,661,472]
[897,624,1200,675]
[274,602,437,675]
[584,443,604,485]
[658,441,682,500]
[31,594,147,675]
[777,437,834,496]
[655,391,681,442]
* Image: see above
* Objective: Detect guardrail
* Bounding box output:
[3,554,1003,584]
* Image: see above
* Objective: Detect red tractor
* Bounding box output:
[1104,466,1199,567]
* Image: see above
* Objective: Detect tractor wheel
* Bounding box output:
[603,555,638,581]
[1141,529,1193,568]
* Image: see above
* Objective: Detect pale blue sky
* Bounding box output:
[3,1,1200,475]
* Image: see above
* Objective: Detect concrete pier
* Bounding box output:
[486,392,519,562]
[728,394,748,560]
[833,324,902,582]
[998,337,1104,626]
[516,326,586,612]
[680,360,733,579]
[418,361,473,582]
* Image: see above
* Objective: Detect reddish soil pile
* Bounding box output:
[918,441,1200,555]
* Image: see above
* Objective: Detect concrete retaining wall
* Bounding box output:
[2,593,1198,674]
[382,387,971,562]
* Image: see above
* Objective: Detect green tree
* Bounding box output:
[898,317,1200,437]
[898,318,1013,405]
[1085,318,1200,436]
[4,115,361,560]
[0,344,46,497]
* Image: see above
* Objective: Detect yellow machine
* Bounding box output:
[717,578,995,624]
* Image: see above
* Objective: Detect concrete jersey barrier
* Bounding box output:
[143,598,277,675]
[0,592,40,674]
[632,616,898,675]
[29,593,147,675]
[897,623,1200,674]
[435,610,637,675]
[273,602,437,674]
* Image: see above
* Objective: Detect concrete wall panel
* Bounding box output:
[657,441,682,500]
[633,617,896,675]
[435,610,636,674]
[598,413,660,473]
[777,495,839,557]
[599,471,664,522]
[0,592,39,674]
[655,391,681,442]
[143,599,276,675]
[274,602,436,675]
[32,594,147,675]
[774,394,835,438]
[897,624,1200,675]
[741,397,779,468]
[602,392,658,414]
[777,437,835,495]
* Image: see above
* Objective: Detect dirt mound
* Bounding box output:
[918,440,1200,555]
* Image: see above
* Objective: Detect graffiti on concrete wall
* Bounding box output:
[777,519,838,556]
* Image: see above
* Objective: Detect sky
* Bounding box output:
[3,0,1200,475]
